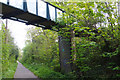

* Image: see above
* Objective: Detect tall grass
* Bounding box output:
[21,62,76,80]
[2,62,18,78]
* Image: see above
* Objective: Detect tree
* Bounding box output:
[22,27,59,68]
[1,22,19,77]
[51,1,120,78]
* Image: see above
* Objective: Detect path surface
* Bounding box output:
[14,61,40,80]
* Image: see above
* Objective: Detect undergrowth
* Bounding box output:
[21,62,76,80]
[2,62,18,78]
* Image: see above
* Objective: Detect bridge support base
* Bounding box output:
[58,36,72,74]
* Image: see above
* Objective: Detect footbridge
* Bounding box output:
[0,0,64,29]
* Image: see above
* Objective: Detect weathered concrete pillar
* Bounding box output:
[58,36,72,74]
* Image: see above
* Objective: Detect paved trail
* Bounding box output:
[14,61,40,80]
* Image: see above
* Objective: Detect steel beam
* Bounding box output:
[2,11,25,18]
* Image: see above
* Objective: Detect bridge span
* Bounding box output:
[0,0,65,29]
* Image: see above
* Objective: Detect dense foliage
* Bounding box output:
[1,23,19,78]
[21,28,59,69]
[52,1,120,79]
[21,1,120,79]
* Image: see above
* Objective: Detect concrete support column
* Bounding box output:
[58,36,72,74]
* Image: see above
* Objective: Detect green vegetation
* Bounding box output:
[1,23,19,78]
[1,1,120,80]
[21,29,59,68]
[21,62,76,80]
[2,62,18,78]
[21,29,63,78]
[52,2,120,79]
[20,1,120,80]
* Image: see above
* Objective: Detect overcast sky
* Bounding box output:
[2,19,34,50]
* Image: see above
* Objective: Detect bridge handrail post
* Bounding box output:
[46,2,50,20]
[36,0,38,15]
[55,8,57,22]
[23,0,27,12]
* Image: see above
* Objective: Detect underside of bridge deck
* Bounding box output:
[0,3,58,29]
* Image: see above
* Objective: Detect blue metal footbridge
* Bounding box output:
[0,0,65,29]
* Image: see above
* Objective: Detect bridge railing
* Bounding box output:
[0,0,64,22]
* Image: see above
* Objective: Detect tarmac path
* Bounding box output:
[14,61,40,80]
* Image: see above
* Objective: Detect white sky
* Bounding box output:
[2,19,35,50]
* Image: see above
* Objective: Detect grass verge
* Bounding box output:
[2,62,18,78]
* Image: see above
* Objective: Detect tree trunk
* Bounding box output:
[5,19,8,44]
[71,29,77,71]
